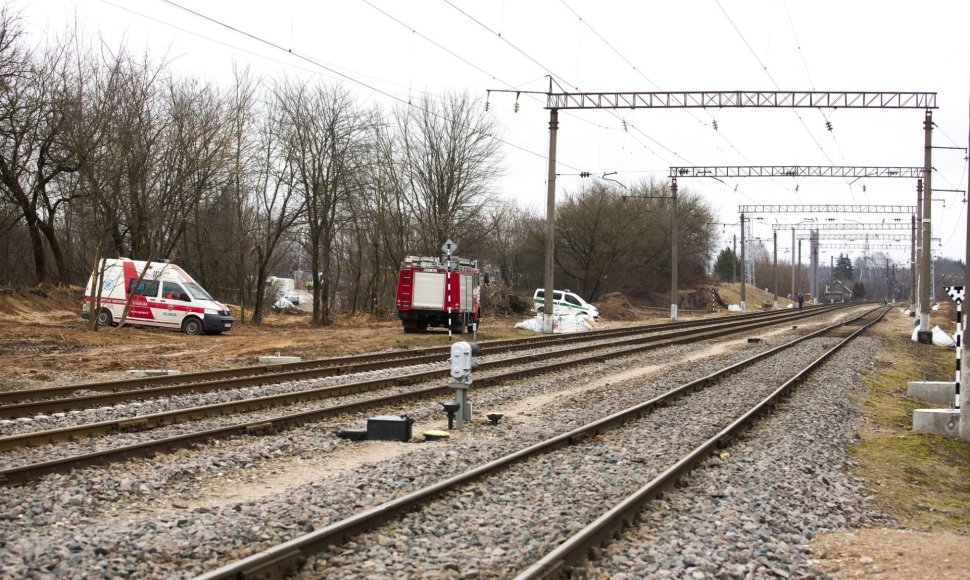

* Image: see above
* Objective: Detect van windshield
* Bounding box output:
[185,282,213,301]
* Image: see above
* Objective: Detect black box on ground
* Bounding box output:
[367,415,414,442]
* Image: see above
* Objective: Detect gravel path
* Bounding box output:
[0,307,876,578]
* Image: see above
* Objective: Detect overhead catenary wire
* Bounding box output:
[548,0,800,206]
[715,0,845,182]
[151,0,586,174]
[781,0,854,196]
[441,0,763,210]
[442,0,700,172]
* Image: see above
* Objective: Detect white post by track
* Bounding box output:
[442,239,457,341]
[945,286,964,409]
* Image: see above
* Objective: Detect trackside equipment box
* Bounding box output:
[366,415,414,442]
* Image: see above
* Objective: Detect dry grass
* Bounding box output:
[853,310,970,534]
[713,282,796,310]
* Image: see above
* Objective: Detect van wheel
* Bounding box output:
[182,317,203,336]
[96,308,113,326]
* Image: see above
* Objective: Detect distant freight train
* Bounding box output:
[395,255,481,333]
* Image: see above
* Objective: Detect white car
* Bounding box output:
[533,288,599,319]
[283,291,300,305]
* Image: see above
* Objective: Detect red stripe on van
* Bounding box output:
[123,261,138,297]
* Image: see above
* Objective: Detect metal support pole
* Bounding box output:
[962,92,970,443]
[791,227,796,301]
[809,230,818,303]
[542,107,559,334]
[773,230,778,308]
[797,239,802,296]
[671,179,679,320]
[740,213,746,311]
[919,110,933,333]
[911,213,917,312]
[732,235,737,284]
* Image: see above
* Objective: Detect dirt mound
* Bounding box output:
[482,284,533,316]
[596,292,639,320]
[713,283,795,310]
[680,288,715,311]
[0,286,83,322]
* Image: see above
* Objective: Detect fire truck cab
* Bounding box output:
[395,255,481,333]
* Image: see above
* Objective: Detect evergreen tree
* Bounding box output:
[833,254,854,280]
[712,247,740,282]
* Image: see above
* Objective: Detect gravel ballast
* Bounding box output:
[0,307,882,578]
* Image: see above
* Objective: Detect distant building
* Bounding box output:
[823,280,853,303]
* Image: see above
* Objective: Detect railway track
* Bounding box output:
[195,305,888,579]
[0,304,849,413]
[0,305,859,484]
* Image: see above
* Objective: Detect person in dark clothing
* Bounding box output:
[797,295,804,310]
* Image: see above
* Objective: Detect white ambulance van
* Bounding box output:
[81,258,234,335]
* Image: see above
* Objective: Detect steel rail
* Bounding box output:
[0,306,851,419]
[516,307,889,579]
[194,306,885,579]
[0,305,861,484]
[0,305,835,407]
[0,305,851,454]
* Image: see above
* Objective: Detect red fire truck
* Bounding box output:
[395,255,481,333]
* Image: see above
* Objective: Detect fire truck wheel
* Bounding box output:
[182,317,204,336]
[96,308,113,326]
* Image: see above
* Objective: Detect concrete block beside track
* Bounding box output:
[258,355,302,364]
[126,369,182,377]
[913,408,960,437]
[907,381,956,404]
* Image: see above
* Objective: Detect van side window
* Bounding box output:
[128,279,160,298]
[162,281,190,301]
[565,294,581,306]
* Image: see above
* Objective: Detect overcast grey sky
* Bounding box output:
[16,0,970,264]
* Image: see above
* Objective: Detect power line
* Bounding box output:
[715,0,844,179]
[151,0,583,172]
[557,0,799,201]
[442,0,704,171]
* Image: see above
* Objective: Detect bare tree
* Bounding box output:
[277,80,368,325]
[0,12,83,285]
[246,86,303,324]
[396,92,501,255]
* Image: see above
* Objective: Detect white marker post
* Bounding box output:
[945,285,964,410]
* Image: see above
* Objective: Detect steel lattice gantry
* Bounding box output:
[546,91,937,110]
[816,243,912,251]
[530,89,935,326]
[739,204,916,214]
[795,233,908,241]
[772,222,910,231]
[669,166,923,179]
